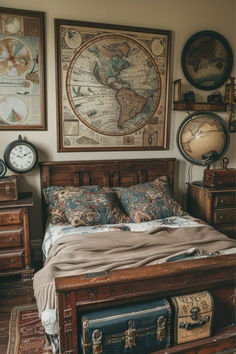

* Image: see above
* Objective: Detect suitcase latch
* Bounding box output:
[190,306,200,321]
[125,320,136,348]
[92,329,103,354]
[157,316,166,341]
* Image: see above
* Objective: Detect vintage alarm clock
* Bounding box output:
[4,135,38,174]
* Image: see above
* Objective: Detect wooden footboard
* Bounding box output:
[55,254,236,353]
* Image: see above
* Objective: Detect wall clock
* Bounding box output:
[4,135,38,173]
[0,159,7,178]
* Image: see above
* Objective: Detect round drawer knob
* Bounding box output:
[219,215,224,219]
[220,199,224,203]
[9,259,15,263]
[9,217,15,221]
[9,237,14,241]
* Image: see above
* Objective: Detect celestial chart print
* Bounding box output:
[0,9,45,129]
[56,21,171,151]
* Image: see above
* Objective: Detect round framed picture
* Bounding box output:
[181,30,233,91]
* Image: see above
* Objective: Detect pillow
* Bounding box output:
[59,188,131,227]
[114,176,185,223]
[43,185,101,225]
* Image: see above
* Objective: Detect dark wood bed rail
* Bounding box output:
[55,254,236,353]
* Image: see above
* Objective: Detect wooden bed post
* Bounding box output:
[57,290,78,353]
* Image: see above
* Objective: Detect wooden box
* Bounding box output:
[171,291,214,345]
[203,168,236,187]
[0,175,18,201]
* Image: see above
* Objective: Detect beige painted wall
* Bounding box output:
[0,0,235,260]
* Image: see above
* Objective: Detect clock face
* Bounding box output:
[4,139,38,173]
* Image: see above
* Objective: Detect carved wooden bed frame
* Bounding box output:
[39,158,236,354]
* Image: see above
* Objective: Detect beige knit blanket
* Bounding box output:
[33,225,236,316]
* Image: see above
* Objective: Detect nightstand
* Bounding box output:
[0,192,34,280]
[187,182,236,239]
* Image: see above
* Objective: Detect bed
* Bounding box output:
[35,158,236,354]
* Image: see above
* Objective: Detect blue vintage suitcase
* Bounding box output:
[81,298,171,354]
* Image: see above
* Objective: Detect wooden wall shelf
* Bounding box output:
[173,101,227,112]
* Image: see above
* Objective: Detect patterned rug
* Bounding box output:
[7,304,52,354]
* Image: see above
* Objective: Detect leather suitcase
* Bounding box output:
[81,298,171,354]
[170,291,214,345]
[203,168,236,187]
[0,175,18,201]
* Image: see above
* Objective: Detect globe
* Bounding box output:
[177,111,230,166]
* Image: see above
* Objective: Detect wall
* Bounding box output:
[0,0,235,261]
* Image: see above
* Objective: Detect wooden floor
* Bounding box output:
[0,275,36,353]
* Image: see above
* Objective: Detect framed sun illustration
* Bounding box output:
[55,19,171,151]
[0,7,46,130]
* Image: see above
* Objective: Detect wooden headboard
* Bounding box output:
[39,158,176,223]
[40,158,175,189]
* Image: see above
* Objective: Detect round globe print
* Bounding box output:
[177,111,230,166]
[0,37,31,78]
[66,34,161,136]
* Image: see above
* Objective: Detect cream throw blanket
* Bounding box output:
[33,225,236,316]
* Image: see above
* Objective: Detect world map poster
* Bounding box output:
[55,20,171,151]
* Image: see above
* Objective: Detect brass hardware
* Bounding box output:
[5,186,10,194]
[92,329,103,354]
[9,259,15,263]
[157,316,166,341]
[125,320,136,348]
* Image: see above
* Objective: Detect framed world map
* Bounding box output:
[0,7,46,130]
[55,19,171,151]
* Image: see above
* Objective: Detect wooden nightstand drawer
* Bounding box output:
[214,194,236,208]
[0,209,22,225]
[0,250,23,270]
[213,209,236,224]
[0,228,22,248]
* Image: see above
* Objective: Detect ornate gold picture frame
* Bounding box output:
[55,19,171,151]
[0,7,46,130]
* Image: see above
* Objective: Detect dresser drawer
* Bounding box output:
[0,209,22,226]
[0,250,23,270]
[0,228,23,248]
[213,208,236,224]
[214,194,236,208]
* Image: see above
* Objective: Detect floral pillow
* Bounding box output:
[43,185,101,225]
[114,176,186,223]
[58,188,131,227]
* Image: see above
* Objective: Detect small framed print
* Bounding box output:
[55,19,171,151]
[0,7,46,130]
[182,30,233,91]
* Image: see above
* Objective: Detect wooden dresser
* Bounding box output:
[187,182,236,239]
[0,192,34,280]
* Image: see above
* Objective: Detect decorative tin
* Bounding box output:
[81,298,171,354]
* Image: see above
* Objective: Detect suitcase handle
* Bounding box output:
[179,316,210,330]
